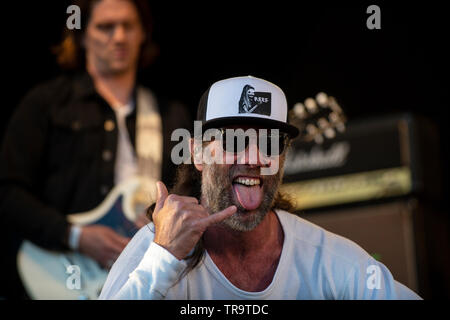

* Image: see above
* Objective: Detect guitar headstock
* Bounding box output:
[289,92,347,144]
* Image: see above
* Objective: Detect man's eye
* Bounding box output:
[123,22,134,30]
[97,23,114,32]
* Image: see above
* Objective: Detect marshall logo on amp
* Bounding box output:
[238,84,271,116]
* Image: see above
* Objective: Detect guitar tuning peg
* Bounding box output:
[324,128,336,139]
[328,97,343,113]
[314,134,324,144]
[336,122,346,133]
[328,111,340,123]
[316,92,328,107]
[317,117,329,129]
[293,102,307,119]
[306,123,318,135]
[304,98,318,113]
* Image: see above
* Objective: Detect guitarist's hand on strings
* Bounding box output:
[152,181,237,260]
[79,225,130,269]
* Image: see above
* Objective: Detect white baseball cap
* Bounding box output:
[196,76,299,138]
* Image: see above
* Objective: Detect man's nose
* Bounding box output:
[112,25,126,42]
[236,138,271,167]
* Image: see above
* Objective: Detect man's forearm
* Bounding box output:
[104,241,186,300]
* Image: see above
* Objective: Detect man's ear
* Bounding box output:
[189,138,203,172]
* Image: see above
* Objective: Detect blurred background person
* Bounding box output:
[0,0,191,299]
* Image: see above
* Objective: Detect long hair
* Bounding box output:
[146,159,295,281]
[53,0,158,70]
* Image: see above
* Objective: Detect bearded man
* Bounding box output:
[99,76,421,300]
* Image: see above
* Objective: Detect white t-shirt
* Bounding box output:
[113,102,138,185]
[99,210,422,300]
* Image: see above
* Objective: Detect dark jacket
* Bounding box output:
[0,72,192,297]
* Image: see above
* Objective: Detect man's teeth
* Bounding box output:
[234,177,261,186]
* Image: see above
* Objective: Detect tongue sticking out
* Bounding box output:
[233,183,263,211]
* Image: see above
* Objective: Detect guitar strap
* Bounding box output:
[135,86,163,207]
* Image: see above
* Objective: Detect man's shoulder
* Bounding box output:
[276,210,371,266]
[26,73,78,97]
[19,73,87,111]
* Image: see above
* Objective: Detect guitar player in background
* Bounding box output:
[0,0,191,299]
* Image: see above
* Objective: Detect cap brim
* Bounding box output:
[202,116,299,138]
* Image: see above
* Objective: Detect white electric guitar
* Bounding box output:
[289,91,346,144]
[17,177,155,300]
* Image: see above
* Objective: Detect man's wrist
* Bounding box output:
[129,241,187,298]
[68,225,83,251]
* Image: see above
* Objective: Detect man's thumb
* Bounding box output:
[155,181,169,211]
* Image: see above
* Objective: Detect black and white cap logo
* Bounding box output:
[204,76,287,124]
[239,85,271,116]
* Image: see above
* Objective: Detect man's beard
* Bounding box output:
[201,163,283,232]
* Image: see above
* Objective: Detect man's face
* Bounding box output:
[84,0,145,75]
[199,127,287,232]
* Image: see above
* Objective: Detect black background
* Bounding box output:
[3,2,448,117]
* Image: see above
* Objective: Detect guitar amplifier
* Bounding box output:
[302,199,425,295]
[281,112,441,211]
[281,113,444,298]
